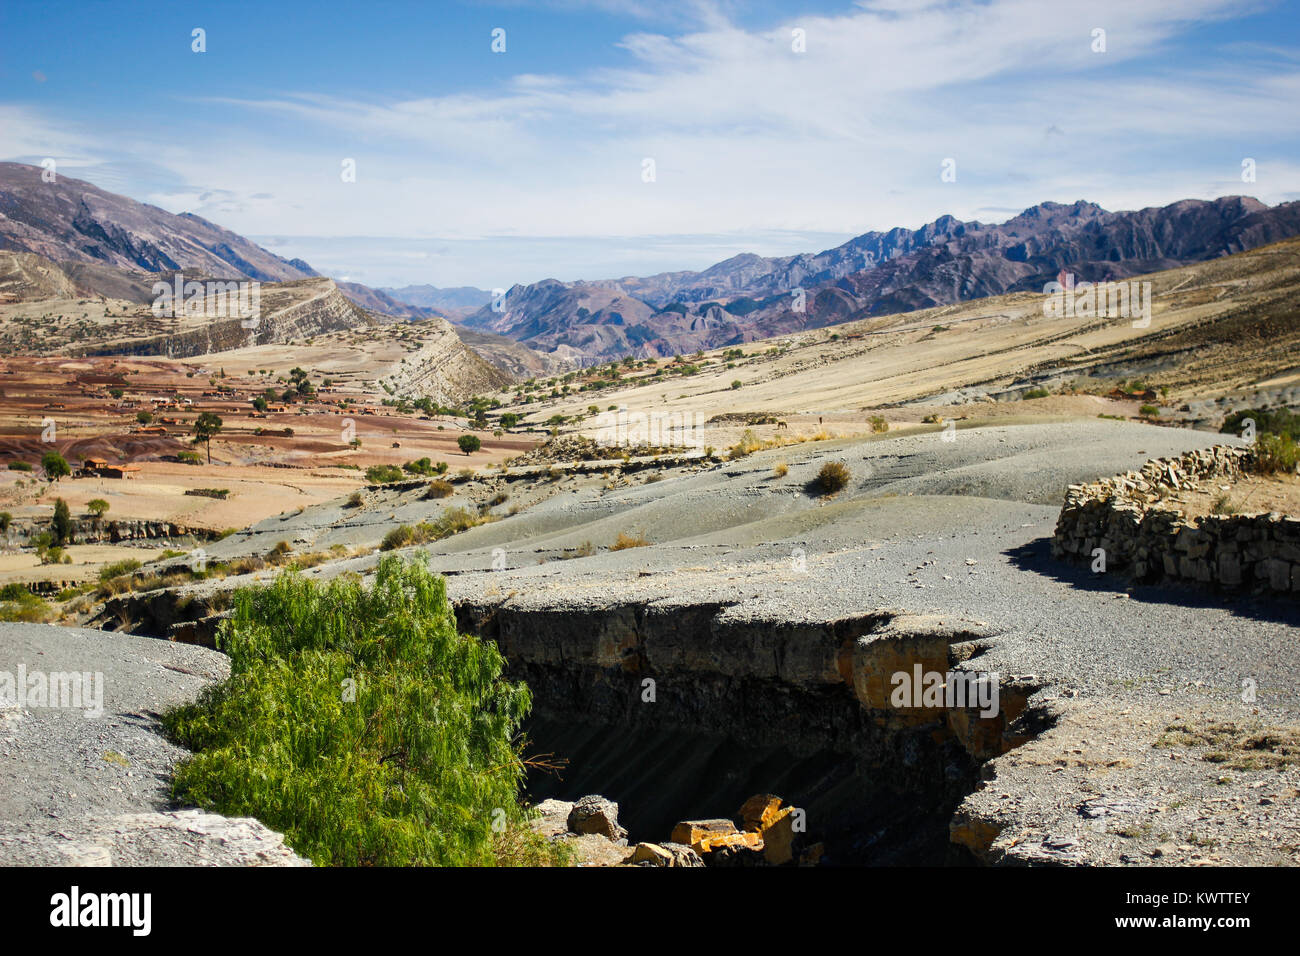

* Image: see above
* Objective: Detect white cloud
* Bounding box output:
[2,0,1296,286]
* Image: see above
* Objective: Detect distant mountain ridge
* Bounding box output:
[457,196,1300,363]
[380,284,492,314]
[0,162,434,320]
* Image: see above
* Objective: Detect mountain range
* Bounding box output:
[434,196,1300,364]
[6,160,1300,372]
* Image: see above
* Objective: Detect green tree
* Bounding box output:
[457,434,481,456]
[137,410,153,425]
[51,498,72,546]
[252,396,268,413]
[163,556,547,866]
[0,512,11,534]
[41,450,70,483]
[193,412,223,465]
[87,499,110,526]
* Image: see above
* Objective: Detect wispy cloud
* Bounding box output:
[1,0,1296,287]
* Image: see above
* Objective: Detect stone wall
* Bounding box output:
[1051,445,1300,594]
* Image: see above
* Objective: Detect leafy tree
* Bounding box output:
[457,434,481,456]
[87,498,110,522]
[193,411,223,465]
[41,451,70,483]
[137,410,153,425]
[499,413,519,430]
[51,497,72,546]
[0,512,11,534]
[252,396,268,413]
[163,556,552,865]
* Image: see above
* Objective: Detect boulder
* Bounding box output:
[625,842,704,867]
[737,793,784,832]
[566,794,626,841]
[670,818,737,847]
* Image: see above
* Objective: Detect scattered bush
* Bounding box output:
[773,462,789,478]
[1139,404,1160,418]
[610,531,650,551]
[729,429,763,459]
[423,480,454,500]
[346,491,364,508]
[98,559,142,582]
[7,462,31,472]
[365,465,404,484]
[1255,433,1300,475]
[868,416,889,433]
[815,461,851,495]
[1023,388,1050,400]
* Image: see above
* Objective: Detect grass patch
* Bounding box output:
[162,556,565,866]
[1155,720,1300,770]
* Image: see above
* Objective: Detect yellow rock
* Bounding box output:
[761,807,798,865]
[694,831,764,854]
[737,794,784,832]
[670,818,737,846]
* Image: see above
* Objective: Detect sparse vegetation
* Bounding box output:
[610,531,650,551]
[773,462,789,478]
[868,416,889,433]
[423,480,454,500]
[1254,433,1300,475]
[163,556,561,866]
[815,461,851,495]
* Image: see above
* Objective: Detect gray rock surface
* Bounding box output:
[0,623,307,866]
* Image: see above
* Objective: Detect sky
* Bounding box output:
[1,0,1298,291]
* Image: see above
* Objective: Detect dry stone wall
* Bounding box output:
[1052,445,1300,594]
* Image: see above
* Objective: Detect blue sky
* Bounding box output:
[2,0,1298,290]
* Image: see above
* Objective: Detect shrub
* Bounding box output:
[1221,408,1300,441]
[346,491,364,508]
[98,558,142,582]
[610,531,650,551]
[731,380,742,390]
[922,414,944,425]
[773,462,789,478]
[365,465,404,484]
[868,416,889,433]
[0,512,10,533]
[1255,433,1300,475]
[7,462,31,472]
[815,461,851,495]
[729,428,763,459]
[423,480,454,500]
[162,556,552,866]
[1023,388,1050,400]
[1139,404,1160,418]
